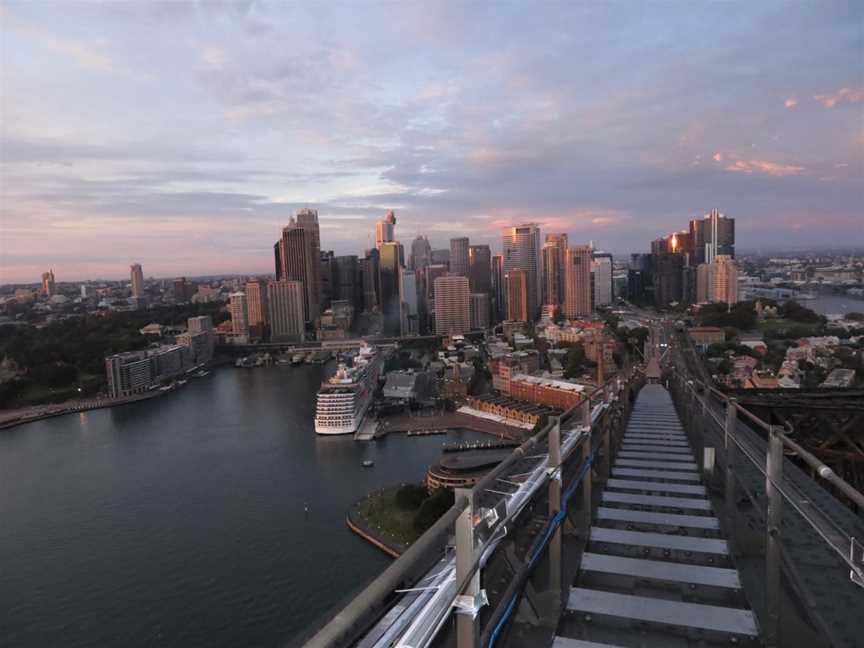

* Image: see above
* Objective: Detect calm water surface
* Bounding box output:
[0,365,482,647]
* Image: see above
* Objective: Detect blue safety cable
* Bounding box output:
[487,446,597,647]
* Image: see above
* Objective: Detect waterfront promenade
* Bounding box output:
[376,410,525,441]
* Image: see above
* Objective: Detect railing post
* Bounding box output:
[547,417,562,594]
[581,423,593,533]
[765,426,784,647]
[724,399,737,539]
[455,487,480,648]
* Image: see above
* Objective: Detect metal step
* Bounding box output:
[602,491,712,511]
[620,444,692,454]
[622,436,689,445]
[580,552,741,588]
[617,451,694,462]
[616,459,698,471]
[611,467,701,482]
[552,637,623,648]
[606,478,706,495]
[590,526,729,554]
[566,588,758,636]
[597,506,720,530]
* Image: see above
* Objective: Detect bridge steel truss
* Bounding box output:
[669,368,864,648]
[302,370,640,648]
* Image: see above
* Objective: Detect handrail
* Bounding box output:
[683,375,864,510]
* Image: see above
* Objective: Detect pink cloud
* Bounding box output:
[712,152,724,162]
[783,96,798,108]
[724,159,804,177]
[814,87,864,108]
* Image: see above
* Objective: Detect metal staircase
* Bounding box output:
[554,384,759,647]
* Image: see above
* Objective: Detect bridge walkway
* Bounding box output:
[553,384,760,647]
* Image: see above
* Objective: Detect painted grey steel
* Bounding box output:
[606,478,706,495]
[621,444,691,454]
[624,432,686,440]
[612,467,701,482]
[552,638,623,648]
[591,525,727,552]
[602,491,712,511]
[581,552,741,588]
[616,458,698,471]
[597,506,720,529]
[566,588,759,636]
[766,426,783,647]
[617,451,694,462]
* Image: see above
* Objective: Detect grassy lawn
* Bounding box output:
[356,488,423,546]
[757,319,822,336]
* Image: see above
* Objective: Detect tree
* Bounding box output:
[395,484,428,509]
[413,488,455,533]
[563,344,587,379]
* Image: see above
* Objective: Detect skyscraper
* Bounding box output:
[267,280,305,341]
[174,277,192,302]
[400,270,419,336]
[375,210,397,248]
[320,250,336,311]
[41,270,55,297]
[591,252,613,307]
[130,263,144,298]
[505,269,529,322]
[333,255,363,313]
[696,263,713,303]
[541,233,568,307]
[229,292,249,338]
[703,208,735,264]
[245,279,268,338]
[711,255,739,305]
[563,245,593,318]
[410,236,432,271]
[502,223,541,320]
[275,212,321,323]
[469,293,490,330]
[491,254,505,323]
[449,237,470,277]
[653,253,684,307]
[378,241,402,335]
[433,275,470,335]
[430,248,450,268]
[468,244,492,294]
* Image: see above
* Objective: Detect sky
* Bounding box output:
[1,1,862,283]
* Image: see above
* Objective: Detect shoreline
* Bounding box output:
[345,515,402,559]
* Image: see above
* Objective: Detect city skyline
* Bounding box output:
[2,2,863,283]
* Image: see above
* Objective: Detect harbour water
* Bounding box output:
[0,365,485,646]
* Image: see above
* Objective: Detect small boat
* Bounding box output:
[195,370,210,377]
[362,459,374,468]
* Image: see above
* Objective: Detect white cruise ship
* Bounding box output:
[314,344,383,435]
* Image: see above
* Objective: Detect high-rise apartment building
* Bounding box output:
[563,245,593,318]
[410,236,432,271]
[375,210,397,248]
[505,269,529,322]
[378,241,402,336]
[696,263,713,303]
[711,255,739,305]
[468,244,492,294]
[41,270,56,297]
[469,293,490,330]
[130,263,144,298]
[275,211,321,323]
[591,252,613,307]
[188,316,213,334]
[433,275,470,335]
[229,292,249,338]
[541,233,568,307]
[491,254,505,323]
[267,280,305,341]
[502,223,541,320]
[449,237,470,277]
[245,279,269,337]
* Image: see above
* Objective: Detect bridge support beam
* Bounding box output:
[455,487,480,648]
[765,426,784,647]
